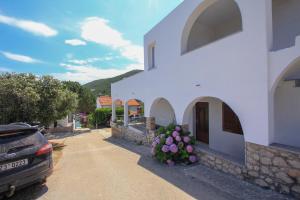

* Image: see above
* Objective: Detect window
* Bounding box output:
[148,44,156,70]
[222,103,243,135]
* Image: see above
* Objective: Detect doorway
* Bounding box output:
[196,102,209,144]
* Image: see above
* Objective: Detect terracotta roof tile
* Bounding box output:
[98,96,141,107]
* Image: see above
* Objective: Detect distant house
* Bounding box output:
[97,96,141,116]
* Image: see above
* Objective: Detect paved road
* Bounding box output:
[8,129,294,200]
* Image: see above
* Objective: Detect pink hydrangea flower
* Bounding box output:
[175,135,181,142]
[189,155,197,163]
[154,137,160,144]
[186,145,193,153]
[161,145,170,153]
[183,136,191,143]
[170,144,178,153]
[166,136,174,145]
[167,159,175,166]
[175,126,181,132]
[172,131,179,138]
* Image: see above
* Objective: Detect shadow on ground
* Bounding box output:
[104,136,295,200]
[104,136,234,200]
[5,183,48,200]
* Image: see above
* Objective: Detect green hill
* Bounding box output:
[83,70,143,96]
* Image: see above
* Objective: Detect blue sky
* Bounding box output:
[0,0,182,83]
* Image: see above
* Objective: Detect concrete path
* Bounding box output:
[9,129,294,200]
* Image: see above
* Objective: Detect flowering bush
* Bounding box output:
[151,124,198,166]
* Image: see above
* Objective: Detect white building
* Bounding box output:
[111,0,300,196]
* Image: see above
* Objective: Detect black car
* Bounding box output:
[0,124,53,198]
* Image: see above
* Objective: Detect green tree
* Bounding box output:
[0,73,40,123]
[0,73,78,126]
[37,76,78,126]
[63,81,96,114]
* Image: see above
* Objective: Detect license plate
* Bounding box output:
[0,159,28,172]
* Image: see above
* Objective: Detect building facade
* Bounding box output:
[111,0,300,197]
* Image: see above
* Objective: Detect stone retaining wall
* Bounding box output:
[195,148,246,180]
[111,123,154,146]
[246,142,300,198]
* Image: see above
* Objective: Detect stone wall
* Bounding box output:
[195,142,300,198]
[195,147,246,180]
[246,142,300,198]
[48,126,73,133]
[111,122,154,146]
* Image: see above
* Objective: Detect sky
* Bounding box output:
[0,0,183,84]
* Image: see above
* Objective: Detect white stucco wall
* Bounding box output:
[150,98,176,127]
[274,81,300,147]
[111,0,300,147]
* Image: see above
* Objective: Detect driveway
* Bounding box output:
[8,129,294,200]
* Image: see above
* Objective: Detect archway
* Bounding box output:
[150,98,176,127]
[272,0,300,50]
[273,58,300,148]
[182,0,242,54]
[182,97,245,162]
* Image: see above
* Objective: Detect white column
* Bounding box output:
[124,102,129,126]
[112,102,116,122]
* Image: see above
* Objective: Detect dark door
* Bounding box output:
[196,102,209,144]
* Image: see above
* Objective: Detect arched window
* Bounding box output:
[182,0,242,54]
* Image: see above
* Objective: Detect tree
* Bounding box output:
[37,76,78,126]
[0,73,78,126]
[63,81,96,114]
[0,73,40,123]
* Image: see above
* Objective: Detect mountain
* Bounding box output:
[83,70,143,96]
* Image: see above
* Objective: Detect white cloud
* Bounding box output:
[0,67,11,72]
[67,56,118,65]
[65,39,86,46]
[0,14,57,37]
[80,17,144,64]
[53,63,143,84]
[1,51,41,63]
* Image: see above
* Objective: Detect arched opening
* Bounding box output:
[182,0,242,54]
[150,98,176,127]
[126,99,145,131]
[182,97,245,162]
[272,0,300,51]
[273,59,300,148]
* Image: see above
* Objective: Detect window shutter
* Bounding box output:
[222,103,243,135]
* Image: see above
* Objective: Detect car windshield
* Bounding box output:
[0,125,38,136]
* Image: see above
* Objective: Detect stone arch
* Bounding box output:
[150,98,176,127]
[181,0,242,54]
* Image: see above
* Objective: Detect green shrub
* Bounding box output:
[88,107,124,127]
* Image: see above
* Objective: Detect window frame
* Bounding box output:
[148,43,156,70]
